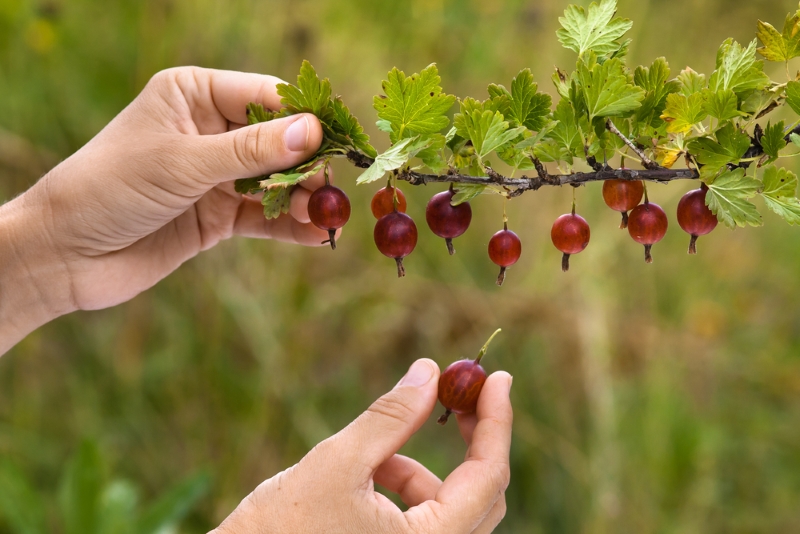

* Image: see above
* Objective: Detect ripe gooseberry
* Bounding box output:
[426,189,472,255]
[308,184,351,250]
[628,201,668,263]
[677,185,717,254]
[371,185,407,219]
[488,225,522,286]
[437,328,501,425]
[374,211,418,277]
[602,178,644,229]
[551,212,590,272]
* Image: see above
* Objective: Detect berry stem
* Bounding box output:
[496,266,506,286]
[395,257,406,277]
[620,211,629,229]
[324,162,331,186]
[437,409,453,425]
[474,328,502,365]
[562,253,571,272]
[644,244,653,264]
[324,229,337,250]
[445,238,455,255]
[688,235,698,255]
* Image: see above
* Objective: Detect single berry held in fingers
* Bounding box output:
[628,202,668,263]
[551,213,590,272]
[602,178,644,229]
[308,185,351,250]
[371,186,407,219]
[438,329,501,425]
[426,190,472,255]
[374,211,418,277]
[677,186,717,254]
[488,228,522,286]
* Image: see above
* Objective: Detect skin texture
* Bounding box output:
[551,214,591,255]
[602,179,644,212]
[214,360,513,534]
[438,360,487,414]
[308,185,352,230]
[677,188,717,237]
[0,67,515,532]
[0,67,336,353]
[371,186,407,219]
[374,211,418,259]
[628,202,668,245]
[488,230,522,268]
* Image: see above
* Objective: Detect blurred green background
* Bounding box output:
[3,0,800,532]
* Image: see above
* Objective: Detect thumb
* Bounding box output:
[331,359,440,478]
[187,113,323,184]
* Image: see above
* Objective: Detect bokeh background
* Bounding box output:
[3,0,800,531]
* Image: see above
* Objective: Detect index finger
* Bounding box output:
[408,372,513,532]
[207,69,286,124]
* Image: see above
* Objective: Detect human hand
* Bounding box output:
[213,359,513,534]
[0,67,329,351]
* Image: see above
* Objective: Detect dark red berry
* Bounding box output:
[677,186,717,255]
[438,329,501,425]
[426,190,472,255]
[371,186,407,219]
[603,179,644,229]
[374,211,418,277]
[551,213,590,272]
[308,185,351,250]
[628,202,668,263]
[488,228,522,286]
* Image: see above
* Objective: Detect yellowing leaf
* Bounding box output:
[661,93,708,134]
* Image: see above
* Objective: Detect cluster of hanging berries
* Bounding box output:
[306,175,718,283]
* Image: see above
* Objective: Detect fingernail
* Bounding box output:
[507,375,513,394]
[399,360,434,387]
[285,115,310,152]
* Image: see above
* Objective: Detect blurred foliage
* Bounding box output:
[2,0,800,532]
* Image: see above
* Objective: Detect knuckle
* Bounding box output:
[490,461,512,492]
[234,125,278,170]
[367,394,416,426]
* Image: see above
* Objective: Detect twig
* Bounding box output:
[345,150,699,196]
[605,119,660,170]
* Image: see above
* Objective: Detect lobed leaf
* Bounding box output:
[276,60,333,121]
[661,92,708,134]
[688,123,751,169]
[356,136,433,184]
[702,89,746,121]
[705,168,763,228]
[577,55,645,121]
[761,165,800,224]
[708,38,770,96]
[756,13,800,62]
[557,0,633,57]
[760,121,787,160]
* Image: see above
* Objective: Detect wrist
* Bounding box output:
[0,189,75,354]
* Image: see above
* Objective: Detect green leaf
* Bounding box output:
[705,168,763,228]
[708,38,770,96]
[261,161,326,189]
[330,97,376,158]
[577,55,645,121]
[137,471,211,534]
[60,440,105,534]
[0,459,46,534]
[261,185,293,219]
[416,133,448,173]
[633,57,680,128]
[376,119,393,133]
[451,184,488,205]
[488,69,552,131]
[756,13,800,62]
[688,123,751,169]
[245,102,277,125]
[544,99,582,164]
[661,92,708,134]
[276,60,333,121]
[761,121,787,159]
[785,81,800,115]
[741,89,779,115]
[701,89,745,121]
[677,67,707,96]
[556,0,633,57]
[761,165,800,224]
[373,64,456,143]
[356,136,432,184]
[791,132,800,147]
[453,102,526,160]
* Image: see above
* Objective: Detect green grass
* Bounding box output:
[2,0,800,532]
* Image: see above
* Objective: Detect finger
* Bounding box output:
[234,197,331,246]
[298,164,330,192]
[455,412,478,447]
[289,187,312,224]
[187,113,323,185]
[206,69,286,123]
[409,372,512,532]
[328,359,440,481]
[374,455,442,508]
[472,496,507,534]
